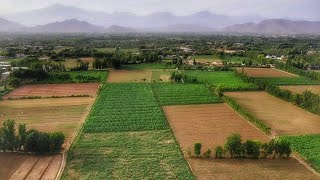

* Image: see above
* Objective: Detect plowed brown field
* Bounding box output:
[0,97,93,143]
[107,70,152,83]
[3,83,100,100]
[279,85,320,94]
[225,91,320,135]
[163,104,318,180]
[1,153,63,180]
[236,68,297,77]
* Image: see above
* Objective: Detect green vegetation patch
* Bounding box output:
[254,77,320,85]
[83,83,168,133]
[184,71,258,91]
[191,55,222,63]
[153,83,221,105]
[280,135,320,172]
[121,63,175,70]
[151,70,173,82]
[67,71,108,83]
[63,130,194,179]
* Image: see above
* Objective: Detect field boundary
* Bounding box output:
[55,84,102,180]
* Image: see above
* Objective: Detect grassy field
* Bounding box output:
[222,56,252,63]
[83,84,168,133]
[121,63,175,70]
[254,77,320,85]
[152,83,221,105]
[191,55,222,63]
[280,135,320,172]
[94,48,139,53]
[63,130,194,179]
[184,71,258,91]
[151,70,172,82]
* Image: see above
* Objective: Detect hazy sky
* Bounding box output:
[0,0,319,20]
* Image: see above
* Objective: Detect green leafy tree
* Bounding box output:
[18,124,27,151]
[194,142,202,157]
[2,120,18,152]
[215,146,224,159]
[49,132,65,152]
[224,133,242,158]
[244,140,261,158]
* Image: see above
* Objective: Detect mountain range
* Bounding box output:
[0,4,320,34]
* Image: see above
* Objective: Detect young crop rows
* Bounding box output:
[152,83,221,105]
[185,71,258,91]
[84,83,168,133]
[254,77,320,85]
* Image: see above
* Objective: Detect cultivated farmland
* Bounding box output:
[151,70,172,82]
[63,130,194,179]
[225,91,320,135]
[279,85,320,94]
[163,104,317,179]
[64,57,95,69]
[236,68,297,77]
[280,135,320,172]
[184,71,258,91]
[254,77,320,85]
[83,83,168,133]
[107,70,152,83]
[0,97,94,143]
[191,55,222,63]
[1,153,63,180]
[3,83,100,99]
[152,83,220,105]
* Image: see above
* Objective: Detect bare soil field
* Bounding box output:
[225,91,320,135]
[1,153,63,180]
[236,68,297,77]
[279,85,320,94]
[163,104,318,179]
[0,97,93,144]
[3,83,100,100]
[107,70,152,83]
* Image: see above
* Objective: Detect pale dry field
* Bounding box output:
[3,83,100,99]
[0,153,62,180]
[0,97,93,143]
[279,85,320,94]
[64,57,95,69]
[236,68,297,77]
[225,91,320,135]
[163,104,317,180]
[107,70,152,83]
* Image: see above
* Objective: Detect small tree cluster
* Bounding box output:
[0,120,65,154]
[189,134,292,159]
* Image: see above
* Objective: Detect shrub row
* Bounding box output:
[235,71,320,115]
[189,134,292,159]
[223,96,271,134]
[0,120,65,154]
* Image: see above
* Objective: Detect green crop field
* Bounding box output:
[184,71,258,91]
[152,83,221,105]
[63,130,194,179]
[121,63,175,70]
[254,77,320,85]
[63,83,194,179]
[280,135,320,172]
[83,83,168,133]
[151,70,173,82]
[67,71,108,82]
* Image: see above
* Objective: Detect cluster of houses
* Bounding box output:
[265,55,285,61]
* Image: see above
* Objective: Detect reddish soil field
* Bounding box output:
[0,97,93,144]
[225,91,320,135]
[280,85,320,94]
[163,104,318,179]
[236,68,297,77]
[3,83,100,100]
[3,153,63,180]
[107,70,152,83]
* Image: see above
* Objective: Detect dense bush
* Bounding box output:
[243,140,261,158]
[194,142,202,157]
[0,120,65,154]
[215,146,224,159]
[224,133,242,158]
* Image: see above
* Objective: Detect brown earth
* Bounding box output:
[163,104,318,180]
[225,91,320,135]
[236,68,297,77]
[0,97,93,144]
[279,85,320,94]
[107,70,152,83]
[3,153,63,180]
[3,83,100,100]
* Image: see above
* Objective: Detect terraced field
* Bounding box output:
[152,83,220,105]
[184,71,258,91]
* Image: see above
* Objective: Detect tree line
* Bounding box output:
[0,120,65,154]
